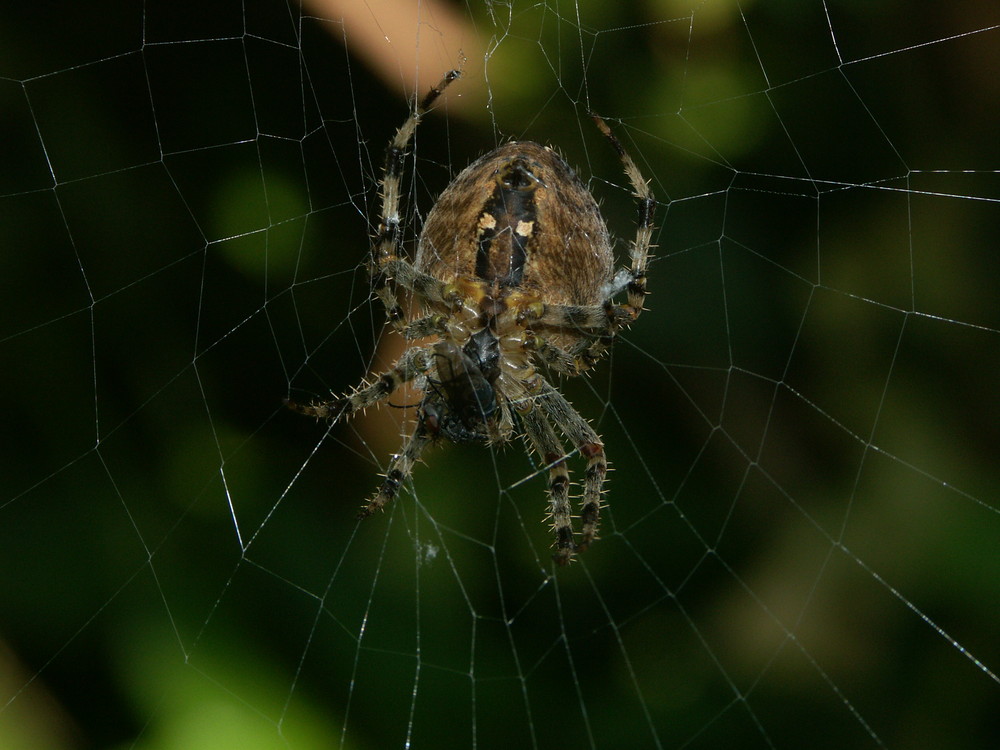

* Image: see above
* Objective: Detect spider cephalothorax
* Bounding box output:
[287,70,654,565]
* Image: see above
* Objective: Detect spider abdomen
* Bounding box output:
[416,142,613,307]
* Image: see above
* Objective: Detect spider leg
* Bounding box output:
[519,403,575,565]
[521,331,582,376]
[521,328,621,377]
[513,311,625,379]
[515,117,655,372]
[359,416,434,519]
[285,345,434,421]
[401,312,448,340]
[566,332,618,374]
[379,257,463,311]
[533,378,607,553]
[373,69,461,330]
[519,301,634,373]
[592,114,654,322]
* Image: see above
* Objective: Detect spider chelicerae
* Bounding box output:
[287,70,654,565]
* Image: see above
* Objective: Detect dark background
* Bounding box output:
[2,1,998,748]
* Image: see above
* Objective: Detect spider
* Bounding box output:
[287,70,654,565]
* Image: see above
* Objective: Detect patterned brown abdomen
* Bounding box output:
[416,142,613,307]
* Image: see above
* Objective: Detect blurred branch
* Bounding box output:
[303,0,486,114]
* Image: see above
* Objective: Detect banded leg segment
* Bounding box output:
[592,114,655,321]
[373,70,462,330]
[522,329,619,377]
[521,331,586,377]
[515,300,631,376]
[379,258,462,311]
[534,380,607,552]
[520,404,575,565]
[285,345,434,421]
[359,418,434,519]
[402,313,449,340]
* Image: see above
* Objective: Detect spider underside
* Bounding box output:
[287,70,654,565]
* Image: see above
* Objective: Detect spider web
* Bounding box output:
[2,1,999,748]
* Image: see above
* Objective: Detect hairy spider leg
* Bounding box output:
[359,416,435,519]
[533,378,608,553]
[520,404,575,564]
[285,345,435,421]
[373,70,462,330]
[592,114,655,320]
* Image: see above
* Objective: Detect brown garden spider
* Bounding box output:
[287,70,654,565]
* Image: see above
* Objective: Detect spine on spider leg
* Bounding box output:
[381,69,462,180]
[357,419,435,519]
[390,69,464,160]
[418,69,462,113]
[285,371,400,423]
[576,440,608,553]
[371,150,406,328]
[549,458,577,566]
[521,331,582,376]
[282,395,352,422]
[625,196,655,315]
[372,70,463,330]
[372,272,407,329]
[285,347,434,427]
[521,404,577,565]
[571,331,617,374]
[358,465,404,519]
[283,380,383,422]
[590,113,655,321]
[380,68,462,205]
[534,382,609,556]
